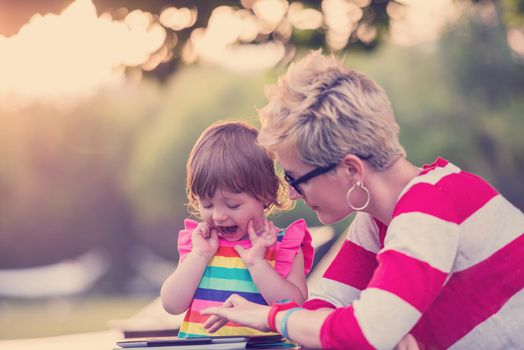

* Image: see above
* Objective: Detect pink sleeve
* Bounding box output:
[274,219,314,278]
[177,219,198,263]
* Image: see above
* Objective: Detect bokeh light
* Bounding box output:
[0,0,166,109]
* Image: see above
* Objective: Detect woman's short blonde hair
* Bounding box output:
[186,120,290,216]
[258,50,406,170]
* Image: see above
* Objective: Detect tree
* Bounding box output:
[89,0,395,79]
[88,0,524,80]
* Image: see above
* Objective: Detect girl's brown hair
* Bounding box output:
[186,120,289,216]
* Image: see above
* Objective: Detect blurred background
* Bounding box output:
[0,0,523,340]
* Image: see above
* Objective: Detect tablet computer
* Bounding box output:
[115,334,284,349]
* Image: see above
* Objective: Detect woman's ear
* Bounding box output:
[340,154,365,180]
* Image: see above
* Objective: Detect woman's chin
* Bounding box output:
[316,210,348,225]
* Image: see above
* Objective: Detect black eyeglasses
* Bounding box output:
[284,154,372,195]
[284,163,338,195]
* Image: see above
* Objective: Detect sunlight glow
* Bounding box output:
[288,3,323,31]
[0,0,492,107]
[187,5,286,72]
[356,23,377,44]
[390,0,463,46]
[238,10,260,42]
[210,42,286,73]
[159,6,197,31]
[0,0,166,108]
[507,27,524,58]
[252,0,289,33]
[322,0,362,50]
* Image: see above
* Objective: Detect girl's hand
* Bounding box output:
[202,294,270,333]
[235,218,277,268]
[191,222,219,260]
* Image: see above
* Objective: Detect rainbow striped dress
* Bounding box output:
[176,218,314,338]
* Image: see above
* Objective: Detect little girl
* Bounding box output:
[160,120,314,338]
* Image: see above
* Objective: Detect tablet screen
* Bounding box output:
[116,334,283,348]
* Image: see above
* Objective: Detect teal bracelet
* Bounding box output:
[280,307,302,340]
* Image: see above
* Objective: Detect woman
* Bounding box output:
[201,51,524,349]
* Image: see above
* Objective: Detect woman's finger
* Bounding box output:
[200,306,223,316]
[203,314,220,328]
[201,294,244,316]
[204,315,229,333]
[230,293,248,305]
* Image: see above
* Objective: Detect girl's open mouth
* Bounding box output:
[217,225,238,236]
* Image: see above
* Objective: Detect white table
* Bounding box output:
[0,330,120,350]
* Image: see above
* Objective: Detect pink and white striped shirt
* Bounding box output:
[303,157,524,350]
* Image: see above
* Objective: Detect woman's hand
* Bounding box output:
[191,222,219,261]
[235,218,277,267]
[201,294,270,332]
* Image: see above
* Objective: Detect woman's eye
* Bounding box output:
[201,204,212,209]
[227,204,240,209]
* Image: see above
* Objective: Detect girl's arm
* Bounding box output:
[248,249,307,305]
[160,223,219,314]
[235,219,307,305]
[160,252,209,314]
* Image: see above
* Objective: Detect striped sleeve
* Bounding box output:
[304,213,380,310]
[320,185,460,350]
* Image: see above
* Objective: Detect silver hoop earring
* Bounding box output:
[346,181,370,211]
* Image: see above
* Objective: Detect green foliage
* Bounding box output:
[1,1,523,294]
[342,6,524,209]
[123,67,271,258]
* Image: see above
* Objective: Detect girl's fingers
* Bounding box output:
[269,221,278,236]
[247,220,257,241]
[199,223,210,238]
[234,245,246,256]
[264,217,270,233]
[264,220,277,245]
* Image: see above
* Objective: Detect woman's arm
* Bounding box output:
[274,307,331,348]
[314,187,460,349]
[201,293,330,347]
[202,294,419,349]
[305,213,381,310]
